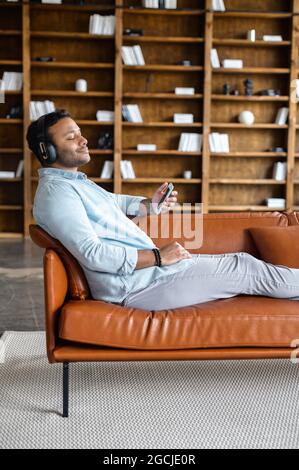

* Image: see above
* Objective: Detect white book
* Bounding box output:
[212,0,225,11]
[128,47,138,65]
[96,110,114,122]
[121,47,132,65]
[222,59,243,69]
[137,144,157,151]
[15,159,24,177]
[218,0,226,10]
[191,133,202,151]
[100,160,114,179]
[174,113,194,124]
[263,35,283,42]
[120,160,129,179]
[41,0,62,3]
[211,49,220,68]
[89,15,95,34]
[125,160,136,179]
[178,133,187,151]
[132,45,145,66]
[266,198,285,208]
[0,171,15,178]
[272,162,287,180]
[209,133,216,152]
[174,87,195,95]
[275,107,289,125]
[219,133,230,153]
[295,79,299,98]
[126,104,143,123]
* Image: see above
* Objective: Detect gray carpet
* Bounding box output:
[0,331,299,449]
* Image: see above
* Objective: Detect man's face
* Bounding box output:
[48,117,90,170]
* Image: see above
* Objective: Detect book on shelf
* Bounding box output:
[295,79,299,98]
[212,0,226,11]
[142,0,177,8]
[174,87,195,96]
[222,59,243,69]
[0,171,15,178]
[89,15,115,36]
[96,110,115,122]
[272,162,287,181]
[1,72,23,91]
[122,105,143,123]
[30,101,55,121]
[275,107,289,125]
[263,35,283,42]
[41,0,62,4]
[178,133,202,152]
[210,49,220,68]
[137,144,157,151]
[120,160,136,179]
[15,159,24,178]
[209,133,230,153]
[121,46,145,66]
[173,113,194,124]
[100,160,114,179]
[266,198,285,208]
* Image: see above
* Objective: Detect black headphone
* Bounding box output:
[36,114,57,164]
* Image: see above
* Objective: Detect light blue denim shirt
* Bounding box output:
[33,168,196,304]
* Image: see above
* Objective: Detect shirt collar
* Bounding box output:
[38,167,87,180]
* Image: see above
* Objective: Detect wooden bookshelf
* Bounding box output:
[1,0,299,237]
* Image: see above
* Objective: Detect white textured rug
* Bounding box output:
[0,331,299,449]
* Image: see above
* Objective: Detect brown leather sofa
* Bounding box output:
[29,211,299,417]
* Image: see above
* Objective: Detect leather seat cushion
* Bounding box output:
[59,296,299,350]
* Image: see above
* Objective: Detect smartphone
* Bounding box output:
[157,182,174,212]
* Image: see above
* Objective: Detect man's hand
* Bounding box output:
[139,182,178,216]
[160,241,192,266]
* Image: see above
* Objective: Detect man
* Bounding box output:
[27,110,299,310]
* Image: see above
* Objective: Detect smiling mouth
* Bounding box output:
[77,148,89,154]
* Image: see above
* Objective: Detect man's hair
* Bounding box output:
[26,109,71,166]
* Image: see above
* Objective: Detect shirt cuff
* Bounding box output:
[119,246,138,275]
[127,196,148,216]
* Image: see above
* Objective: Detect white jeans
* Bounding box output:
[122,252,299,310]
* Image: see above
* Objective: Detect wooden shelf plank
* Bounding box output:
[31,90,114,97]
[0,178,22,182]
[123,92,202,99]
[0,60,22,66]
[0,232,23,239]
[123,35,204,43]
[0,148,23,153]
[0,29,21,36]
[122,178,202,183]
[30,4,116,12]
[0,119,22,124]
[211,94,288,101]
[122,150,201,155]
[0,205,23,210]
[213,67,290,74]
[209,178,286,184]
[123,122,202,127]
[213,39,290,47]
[123,65,203,72]
[31,61,114,69]
[211,152,287,157]
[211,123,288,129]
[123,8,205,16]
[90,178,113,183]
[214,12,292,19]
[31,31,114,40]
[209,205,286,211]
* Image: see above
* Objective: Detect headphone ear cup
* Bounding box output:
[45,143,57,163]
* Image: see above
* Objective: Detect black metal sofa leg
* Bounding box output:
[63,362,69,418]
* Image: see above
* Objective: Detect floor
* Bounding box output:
[0,239,45,335]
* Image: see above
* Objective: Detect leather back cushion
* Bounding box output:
[29,224,90,300]
[141,212,288,255]
[249,225,299,268]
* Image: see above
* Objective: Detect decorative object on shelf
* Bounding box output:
[275,107,289,125]
[121,160,136,179]
[209,133,230,152]
[123,29,144,36]
[75,79,87,92]
[272,162,287,181]
[41,0,62,4]
[244,79,253,96]
[238,110,255,125]
[34,56,56,62]
[122,104,143,123]
[247,29,256,42]
[142,0,177,8]
[100,160,114,179]
[30,101,55,120]
[6,104,22,119]
[0,171,15,178]
[223,83,231,95]
[230,89,240,96]
[183,170,192,179]
[258,89,281,96]
[177,60,192,66]
[268,147,287,153]
[16,160,24,178]
[121,45,145,65]
[1,71,23,91]
[178,133,202,152]
[96,110,114,122]
[97,132,113,150]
